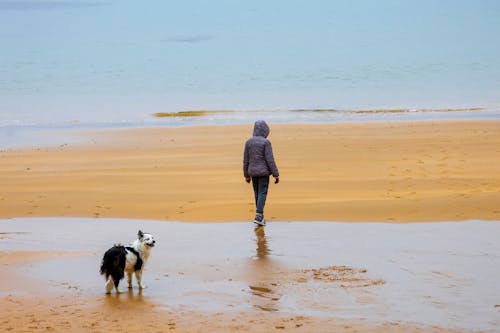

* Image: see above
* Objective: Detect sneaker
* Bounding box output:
[253,214,266,226]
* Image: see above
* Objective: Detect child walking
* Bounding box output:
[243,120,280,226]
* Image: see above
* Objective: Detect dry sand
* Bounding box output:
[1,120,500,332]
[1,120,499,222]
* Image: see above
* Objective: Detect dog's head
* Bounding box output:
[138,230,156,248]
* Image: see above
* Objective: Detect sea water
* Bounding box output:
[1,0,500,146]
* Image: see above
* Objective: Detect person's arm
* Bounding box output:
[264,141,279,182]
[243,141,251,183]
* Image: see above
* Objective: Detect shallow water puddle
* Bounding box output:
[1,218,499,331]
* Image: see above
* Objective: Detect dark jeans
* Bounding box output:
[252,176,270,215]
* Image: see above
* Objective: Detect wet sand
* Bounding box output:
[1,121,499,222]
[1,218,499,332]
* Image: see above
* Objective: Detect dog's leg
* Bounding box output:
[112,275,123,294]
[135,270,146,289]
[126,271,133,289]
[105,276,114,294]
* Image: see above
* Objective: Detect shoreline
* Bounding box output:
[1,120,499,223]
[1,108,499,149]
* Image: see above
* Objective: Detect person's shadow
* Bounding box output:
[247,226,281,312]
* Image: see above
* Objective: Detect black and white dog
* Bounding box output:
[100,230,156,294]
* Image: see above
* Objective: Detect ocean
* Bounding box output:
[1,0,500,146]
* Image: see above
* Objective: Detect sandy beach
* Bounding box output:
[1,121,499,222]
[1,120,500,332]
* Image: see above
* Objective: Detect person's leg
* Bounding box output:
[255,176,270,215]
[252,176,259,208]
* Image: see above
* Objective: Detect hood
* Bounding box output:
[252,120,270,138]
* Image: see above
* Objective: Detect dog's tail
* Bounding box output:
[100,246,127,287]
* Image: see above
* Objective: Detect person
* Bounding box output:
[243,120,279,226]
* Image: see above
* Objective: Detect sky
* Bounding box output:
[1,0,500,122]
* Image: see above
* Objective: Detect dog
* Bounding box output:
[100,230,156,294]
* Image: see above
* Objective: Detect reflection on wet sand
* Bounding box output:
[101,288,158,315]
[248,226,281,312]
[254,226,270,259]
[104,288,144,304]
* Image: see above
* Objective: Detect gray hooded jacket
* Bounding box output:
[243,120,279,178]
